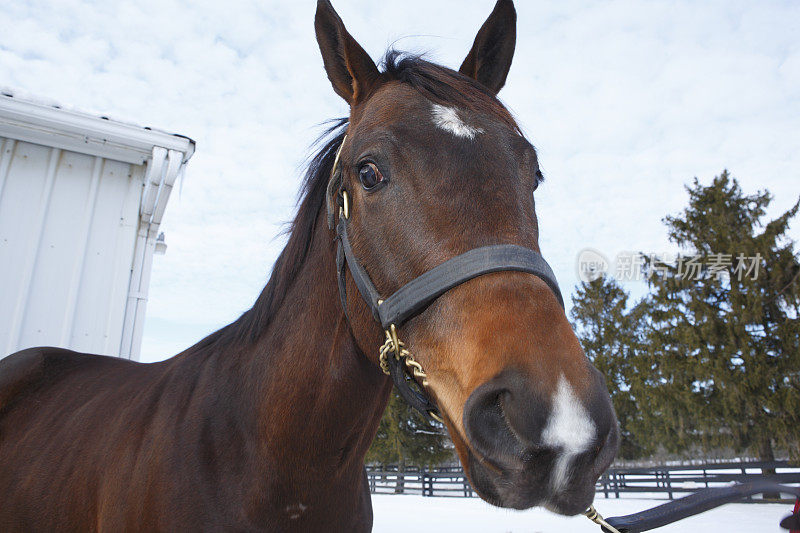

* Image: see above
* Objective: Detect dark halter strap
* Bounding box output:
[378,244,563,327]
[326,135,564,422]
[338,218,563,329]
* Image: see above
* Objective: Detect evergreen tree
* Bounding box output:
[638,170,800,463]
[570,276,647,459]
[366,388,452,492]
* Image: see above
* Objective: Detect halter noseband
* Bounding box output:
[327,135,564,422]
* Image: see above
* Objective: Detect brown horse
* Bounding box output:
[0,1,619,531]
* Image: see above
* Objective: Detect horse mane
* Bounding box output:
[185,119,347,353]
[186,52,530,353]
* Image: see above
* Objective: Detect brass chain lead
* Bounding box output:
[583,505,622,533]
[377,329,444,424]
[378,325,429,387]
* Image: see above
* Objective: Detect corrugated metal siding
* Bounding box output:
[0,136,144,358]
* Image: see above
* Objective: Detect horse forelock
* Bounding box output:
[380,50,522,135]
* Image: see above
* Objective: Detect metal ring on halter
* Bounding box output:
[340,190,349,220]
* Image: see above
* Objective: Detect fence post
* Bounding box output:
[741,466,752,502]
[665,470,673,500]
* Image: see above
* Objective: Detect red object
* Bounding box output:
[792,498,800,533]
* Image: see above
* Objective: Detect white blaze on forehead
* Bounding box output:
[541,375,596,492]
[431,103,484,139]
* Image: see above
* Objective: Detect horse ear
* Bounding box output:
[315,0,380,105]
[459,0,517,94]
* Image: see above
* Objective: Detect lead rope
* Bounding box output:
[584,482,800,533]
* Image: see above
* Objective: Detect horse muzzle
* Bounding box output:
[461,367,620,514]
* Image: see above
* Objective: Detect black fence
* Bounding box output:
[366,461,800,501]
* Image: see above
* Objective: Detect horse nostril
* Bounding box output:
[463,370,552,467]
[590,403,621,477]
[463,386,521,467]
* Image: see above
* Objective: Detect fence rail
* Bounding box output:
[366,461,800,501]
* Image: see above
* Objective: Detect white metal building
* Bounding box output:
[0,92,194,361]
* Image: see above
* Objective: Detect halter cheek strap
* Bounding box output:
[327,136,564,422]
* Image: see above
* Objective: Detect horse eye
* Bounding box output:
[358,162,384,190]
[533,169,543,191]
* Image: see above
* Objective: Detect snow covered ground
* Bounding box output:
[371,494,793,532]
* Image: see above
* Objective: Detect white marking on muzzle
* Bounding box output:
[431,104,484,139]
[541,375,596,492]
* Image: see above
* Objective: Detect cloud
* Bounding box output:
[1,0,797,362]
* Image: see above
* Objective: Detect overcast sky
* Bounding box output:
[1,0,798,362]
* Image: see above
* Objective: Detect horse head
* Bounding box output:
[315,0,619,515]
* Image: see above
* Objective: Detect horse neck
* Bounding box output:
[195,209,391,485]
